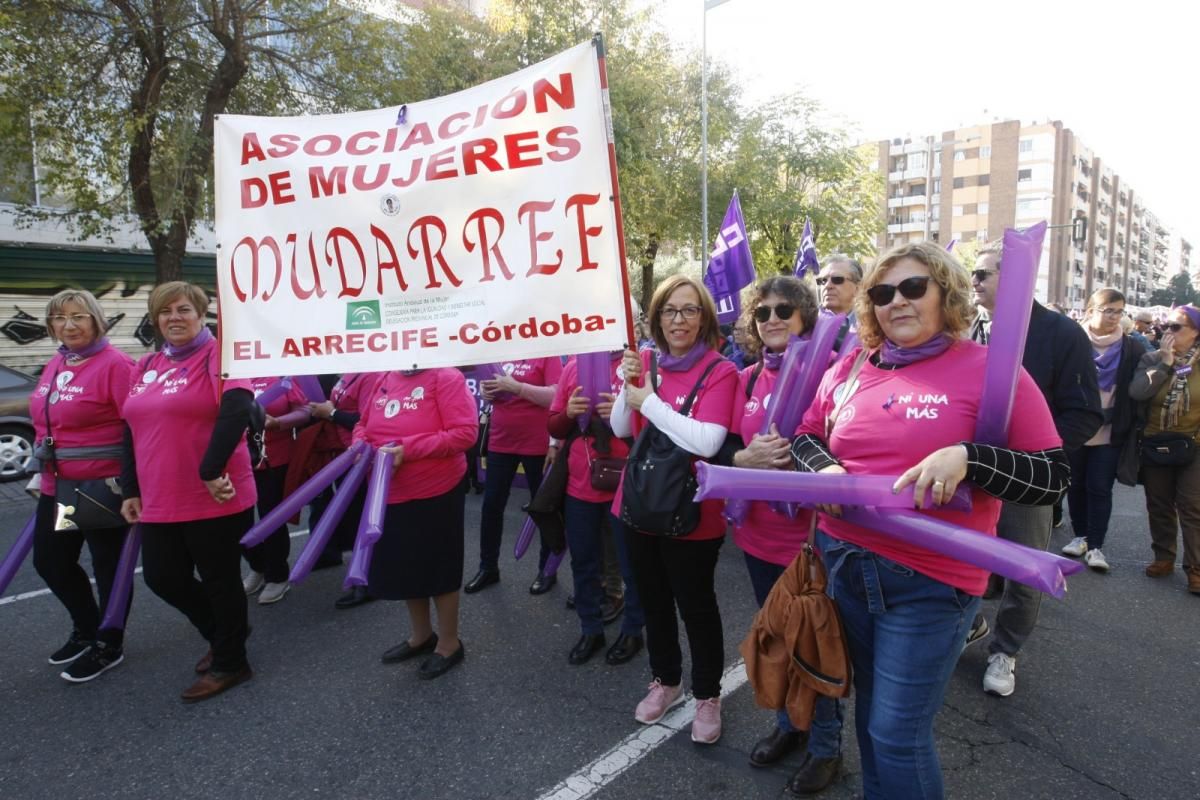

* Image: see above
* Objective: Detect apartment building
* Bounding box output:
[873,120,1177,309]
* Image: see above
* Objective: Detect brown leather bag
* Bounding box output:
[740,542,852,730]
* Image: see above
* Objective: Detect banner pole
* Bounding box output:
[592,32,638,349]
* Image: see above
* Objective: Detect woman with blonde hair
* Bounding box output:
[791,242,1068,798]
[29,289,134,683]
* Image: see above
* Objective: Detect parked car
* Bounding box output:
[0,364,36,482]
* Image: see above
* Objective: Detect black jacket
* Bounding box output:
[971,302,1103,450]
[1107,334,1147,445]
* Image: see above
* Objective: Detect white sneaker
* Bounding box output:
[242,571,265,595]
[258,581,291,604]
[983,652,1016,697]
[1061,537,1088,557]
[1085,549,1110,573]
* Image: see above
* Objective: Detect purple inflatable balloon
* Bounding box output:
[761,336,809,436]
[0,513,36,596]
[695,463,973,512]
[294,374,326,403]
[478,363,516,403]
[514,463,554,559]
[542,547,567,577]
[240,441,366,546]
[789,311,847,432]
[99,524,141,630]
[254,377,293,409]
[974,222,1046,446]
[344,447,397,588]
[288,447,374,583]
[841,506,1083,599]
[575,351,613,431]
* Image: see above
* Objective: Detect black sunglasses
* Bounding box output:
[754,303,797,323]
[866,276,932,307]
[1166,323,1189,333]
[971,269,996,282]
[815,275,849,286]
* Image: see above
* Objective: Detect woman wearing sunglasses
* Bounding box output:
[610,274,739,744]
[720,276,845,792]
[791,242,1068,799]
[1130,304,1200,594]
[1060,289,1146,572]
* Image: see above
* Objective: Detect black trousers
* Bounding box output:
[141,507,253,673]
[624,530,725,699]
[32,493,130,646]
[244,465,291,583]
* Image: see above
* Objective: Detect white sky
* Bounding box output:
[656,0,1198,244]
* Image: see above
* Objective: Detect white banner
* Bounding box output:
[214,41,631,379]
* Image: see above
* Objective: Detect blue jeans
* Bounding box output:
[816,530,981,800]
[563,497,644,636]
[1066,443,1120,550]
[743,550,844,758]
[478,451,547,572]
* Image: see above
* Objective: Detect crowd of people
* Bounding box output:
[16,233,1199,797]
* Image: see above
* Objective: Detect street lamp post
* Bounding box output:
[702,0,734,271]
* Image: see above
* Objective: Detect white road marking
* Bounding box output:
[0,528,310,608]
[532,661,750,800]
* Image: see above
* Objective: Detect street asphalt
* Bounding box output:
[0,481,1195,800]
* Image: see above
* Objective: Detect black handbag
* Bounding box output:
[1140,431,1198,467]
[620,355,722,536]
[55,477,125,530]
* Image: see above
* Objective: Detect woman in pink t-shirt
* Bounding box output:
[120,281,258,704]
[241,377,311,605]
[718,276,845,789]
[28,289,134,684]
[791,243,1067,799]
[464,357,562,595]
[548,352,644,667]
[609,275,739,745]
[355,368,477,679]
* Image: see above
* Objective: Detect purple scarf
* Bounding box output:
[763,334,808,371]
[58,337,109,364]
[162,327,214,361]
[880,332,952,367]
[1093,342,1121,391]
[657,341,709,372]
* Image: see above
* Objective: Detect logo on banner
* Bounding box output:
[380,194,401,216]
[346,301,382,331]
[384,399,401,418]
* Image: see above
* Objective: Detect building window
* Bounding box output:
[909,152,927,171]
[932,179,941,194]
[1019,139,1034,153]
[953,205,964,217]
[953,177,965,189]
[978,202,989,215]
[954,150,966,162]
[1018,169,1032,182]
[980,145,991,158]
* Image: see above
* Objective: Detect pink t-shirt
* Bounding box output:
[732,363,815,566]
[250,376,308,467]
[487,357,563,455]
[796,341,1062,594]
[612,348,739,541]
[121,338,256,523]
[330,373,376,448]
[354,369,478,503]
[30,344,134,496]
[551,355,630,503]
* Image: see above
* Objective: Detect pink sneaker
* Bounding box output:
[634,679,684,724]
[691,697,722,744]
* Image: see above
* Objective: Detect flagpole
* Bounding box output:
[701,2,708,276]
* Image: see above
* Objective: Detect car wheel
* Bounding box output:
[0,424,34,482]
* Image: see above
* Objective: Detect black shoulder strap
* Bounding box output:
[679,358,723,417]
[649,351,659,395]
[744,360,765,400]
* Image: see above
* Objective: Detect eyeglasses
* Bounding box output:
[1096,308,1124,318]
[866,276,932,307]
[815,275,850,287]
[753,303,797,323]
[49,314,92,326]
[1166,323,1190,333]
[971,269,996,283]
[660,305,701,322]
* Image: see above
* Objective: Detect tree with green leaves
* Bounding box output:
[0,1,404,283]
[1149,271,1196,307]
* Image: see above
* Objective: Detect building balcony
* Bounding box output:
[888,195,928,209]
[887,221,928,234]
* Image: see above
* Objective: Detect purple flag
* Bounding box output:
[703,191,756,324]
[793,218,819,277]
[945,238,959,253]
